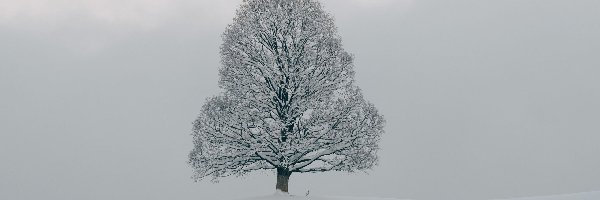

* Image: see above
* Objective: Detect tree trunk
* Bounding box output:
[276,168,292,193]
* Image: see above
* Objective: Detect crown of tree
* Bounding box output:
[189,0,385,193]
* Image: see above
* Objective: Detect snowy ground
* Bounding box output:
[240,195,406,200]
[494,191,600,200]
[238,191,600,200]
[238,191,409,200]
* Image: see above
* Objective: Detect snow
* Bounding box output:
[240,196,407,200]
[236,191,600,200]
[238,192,410,200]
[494,191,600,200]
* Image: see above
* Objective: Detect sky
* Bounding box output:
[1,0,599,200]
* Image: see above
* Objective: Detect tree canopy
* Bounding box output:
[189,0,385,192]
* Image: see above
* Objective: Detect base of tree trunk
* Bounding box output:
[275,168,292,193]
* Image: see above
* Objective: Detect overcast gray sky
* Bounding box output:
[1,0,599,200]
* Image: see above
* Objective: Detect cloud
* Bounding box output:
[347,0,414,8]
[319,0,414,20]
[0,0,243,54]
[320,0,414,11]
[0,0,241,29]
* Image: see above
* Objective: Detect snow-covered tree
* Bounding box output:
[189,0,385,193]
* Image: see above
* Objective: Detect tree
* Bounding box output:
[189,0,385,193]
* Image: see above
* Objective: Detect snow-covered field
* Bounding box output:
[239,191,600,200]
[240,195,407,200]
[494,191,600,200]
[238,191,409,200]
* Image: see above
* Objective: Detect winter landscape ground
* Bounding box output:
[492,191,600,200]
[237,191,600,200]
[238,191,406,200]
